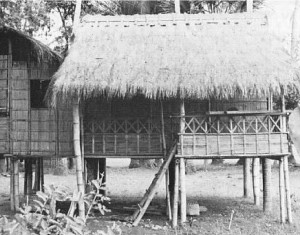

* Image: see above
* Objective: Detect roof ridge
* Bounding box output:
[82,13,268,27]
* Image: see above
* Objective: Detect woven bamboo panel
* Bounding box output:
[178,133,289,157]
[84,119,163,156]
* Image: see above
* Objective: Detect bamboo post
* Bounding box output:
[73,100,85,219]
[13,158,19,211]
[160,100,171,220]
[10,158,14,211]
[252,158,260,206]
[175,0,180,14]
[27,159,33,195]
[279,157,286,223]
[179,157,186,224]
[243,158,251,198]
[179,100,186,224]
[247,0,253,12]
[40,159,44,192]
[24,160,28,196]
[283,156,292,223]
[262,158,272,212]
[172,159,179,228]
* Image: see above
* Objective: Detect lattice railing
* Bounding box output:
[171,112,290,158]
[84,118,161,134]
[83,118,164,156]
[181,113,283,134]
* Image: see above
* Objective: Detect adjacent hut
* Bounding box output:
[50,12,299,225]
[0,26,73,210]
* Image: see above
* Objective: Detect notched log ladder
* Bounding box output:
[131,142,177,226]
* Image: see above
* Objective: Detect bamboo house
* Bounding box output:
[0,26,73,210]
[49,11,300,225]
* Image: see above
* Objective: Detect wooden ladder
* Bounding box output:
[131,142,177,226]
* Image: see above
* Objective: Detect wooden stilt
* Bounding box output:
[283,156,292,223]
[35,159,41,191]
[262,158,272,212]
[169,159,175,210]
[10,159,14,211]
[27,159,33,195]
[13,159,19,211]
[179,157,186,224]
[40,159,44,192]
[172,160,179,228]
[73,101,85,219]
[24,160,28,196]
[165,170,172,220]
[279,157,286,223]
[252,158,260,206]
[132,143,177,226]
[243,158,251,198]
[160,100,171,219]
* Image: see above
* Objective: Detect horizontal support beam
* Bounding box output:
[175,153,290,159]
[85,154,164,159]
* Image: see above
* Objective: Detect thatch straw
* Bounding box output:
[0,26,62,65]
[50,13,300,105]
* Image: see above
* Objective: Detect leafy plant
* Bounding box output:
[0,174,116,235]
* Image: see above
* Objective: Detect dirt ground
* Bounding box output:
[1,162,300,234]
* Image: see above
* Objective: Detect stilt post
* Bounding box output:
[262,158,272,212]
[10,158,14,211]
[279,157,286,223]
[13,158,19,211]
[160,100,172,220]
[252,158,260,206]
[179,157,186,224]
[243,158,251,198]
[179,100,186,224]
[73,100,85,219]
[283,156,292,223]
[172,159,179,228]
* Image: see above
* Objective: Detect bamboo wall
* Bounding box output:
[0,55,9,153]
[0,49,73,157]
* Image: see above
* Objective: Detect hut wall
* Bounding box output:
[83,97,166,157]
[9,60,73,157]
[0,55,9,153]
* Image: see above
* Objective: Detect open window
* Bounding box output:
[30,80,50,109]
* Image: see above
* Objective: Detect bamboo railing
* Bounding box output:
[172,111,290,158]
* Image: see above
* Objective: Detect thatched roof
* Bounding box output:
[50,13,299,104]
[0,26,62,65]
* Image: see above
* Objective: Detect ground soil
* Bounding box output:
[1,163,300,234]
